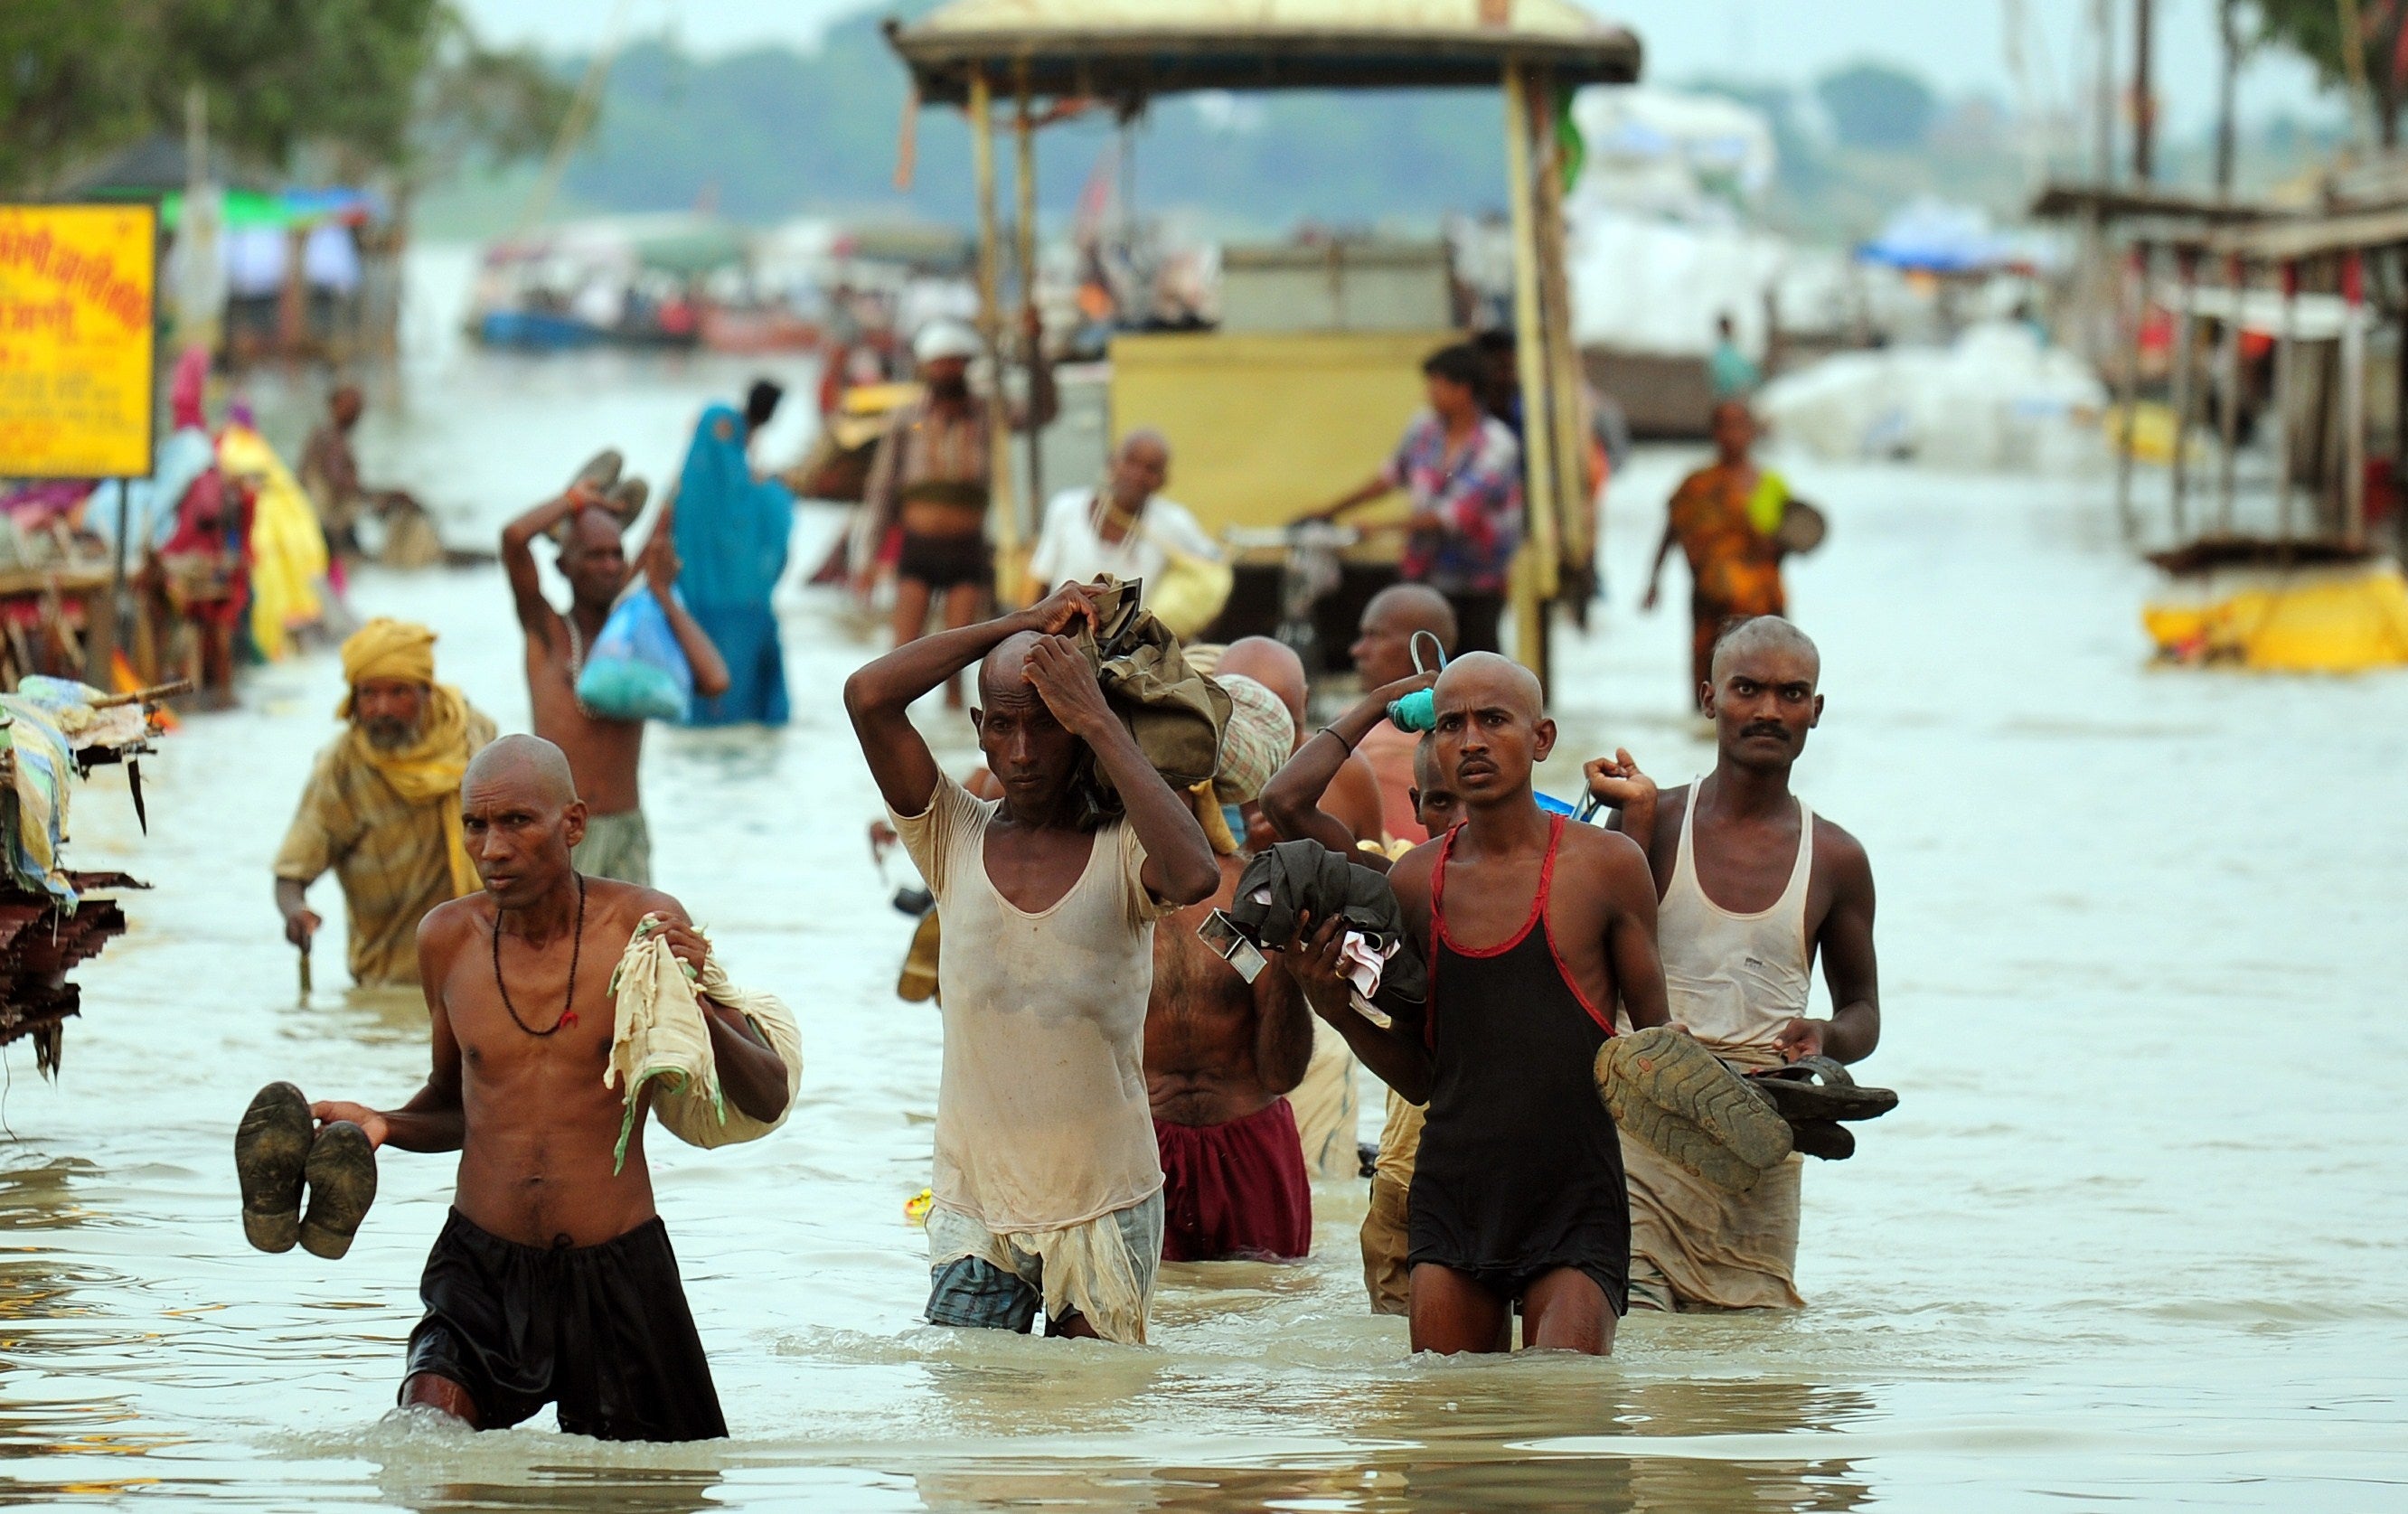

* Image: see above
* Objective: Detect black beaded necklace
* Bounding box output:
[493,874,586,1037]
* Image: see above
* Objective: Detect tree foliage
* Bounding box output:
[1814,61,1940,152]
[2256,0,2408,145]
[0,0,574,195]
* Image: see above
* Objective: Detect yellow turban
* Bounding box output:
[332,617,481,898]
[336,618,439,717]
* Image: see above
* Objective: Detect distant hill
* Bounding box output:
[543,5,1506,234]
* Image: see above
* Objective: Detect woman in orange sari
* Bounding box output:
[1643,400,1790,701]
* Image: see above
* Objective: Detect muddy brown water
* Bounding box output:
[0,248,2401,1510]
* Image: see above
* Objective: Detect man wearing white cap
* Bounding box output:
[861,311,1057,704]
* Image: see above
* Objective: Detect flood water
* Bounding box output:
[1,247,2403,1510]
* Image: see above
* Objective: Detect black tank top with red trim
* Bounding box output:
[1406,813,1631,1309]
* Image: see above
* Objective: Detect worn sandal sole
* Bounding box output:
[1596,1027,1794,1195]
[235,1081,314,1253]
[1788,1118,1856,1161]
[1746,1057,1899,1124]
[298,1122,378,1260]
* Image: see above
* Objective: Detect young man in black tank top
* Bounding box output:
[1281,654,1670,1354]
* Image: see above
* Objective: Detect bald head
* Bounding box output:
[465,733,578,806]
[1433,652,1544,721]
[1430,653,1551,803]
[1709,616,1820,685]
[1217,636,1308,736]
[978,630,1046,706]
[460,735,584,906]
[1107,427,1171,510]
[1705,616,1823,774]
[1354,584,1458,687]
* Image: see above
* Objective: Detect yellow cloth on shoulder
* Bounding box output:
[333,622,481,898]
[606,916,803,1172]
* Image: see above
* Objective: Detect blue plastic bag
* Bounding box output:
[577,585,693,721]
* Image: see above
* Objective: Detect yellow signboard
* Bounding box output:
[0,203,158,479]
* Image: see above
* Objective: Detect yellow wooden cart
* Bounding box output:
[885,0,1640,691]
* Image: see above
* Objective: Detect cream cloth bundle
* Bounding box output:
[606,915,804,1171]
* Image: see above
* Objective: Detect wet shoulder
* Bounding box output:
[1385,838,1442,934]
[1811,813,1873,890]
[417,891,490,969]
[1554,823,1656,923]
[588,878,689,936]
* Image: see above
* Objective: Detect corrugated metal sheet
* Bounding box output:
[891,0,1640,101]
[909,0,1612,41]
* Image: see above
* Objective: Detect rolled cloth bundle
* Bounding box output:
[606,916,804,1171]
[1232,839,1425,1004]
[1062,577,1232,827]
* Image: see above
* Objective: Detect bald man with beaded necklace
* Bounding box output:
[306,734,787,1440]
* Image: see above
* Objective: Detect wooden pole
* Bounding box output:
[1500,63,1559,686]
[2214,0,2240,193]
[1014,64,1043,583]
[1531,76,1582,592]
[2168,247,2196,540]
[2133,0,2156,183]
[2275,260,2298,545]
[2342,249,2367,549]
[2113,245,2140,541]
[2215,252,2242,534]
[970,68,1018,588]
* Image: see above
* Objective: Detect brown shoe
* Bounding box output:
[235,1082,313,1253]
[297,1122,379,1260]
[1595,1027,1793,1195]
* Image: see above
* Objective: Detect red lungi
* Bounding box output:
[1155,1097,1312,1263]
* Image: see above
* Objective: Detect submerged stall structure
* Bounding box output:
[2032,178,2408,670]
[0,679,176,1073]
[885,0,1641,690]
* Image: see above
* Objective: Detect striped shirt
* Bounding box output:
[273,710,497,986]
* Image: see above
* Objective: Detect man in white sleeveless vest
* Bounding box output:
[1586,616,1881,1310]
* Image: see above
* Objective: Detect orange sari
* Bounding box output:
[1667,463,1786,688]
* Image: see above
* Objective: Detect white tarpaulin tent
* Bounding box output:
[1756,321,2110,472]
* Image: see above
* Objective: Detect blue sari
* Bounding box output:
[673,405,795,726]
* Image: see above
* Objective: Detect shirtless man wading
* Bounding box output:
[1144,851,1318,1262]
[846,584,1219,1343]
[503,484,730,886]
[1587,616,1880,1312]
[1284,654,1670,1354]
[307,736,789,1439]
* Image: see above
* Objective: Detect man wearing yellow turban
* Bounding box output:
[273,619,497,986]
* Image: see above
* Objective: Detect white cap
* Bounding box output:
[913,319,982,364]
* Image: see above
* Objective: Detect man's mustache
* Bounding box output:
[1741,721,1789,740]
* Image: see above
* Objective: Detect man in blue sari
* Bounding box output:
[673,405,797,726]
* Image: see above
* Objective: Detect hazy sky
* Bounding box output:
[456,0,2337,135]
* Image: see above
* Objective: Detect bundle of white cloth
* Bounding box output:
[606,915,804,1171]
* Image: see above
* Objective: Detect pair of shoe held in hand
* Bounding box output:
[236,1081,378,1259]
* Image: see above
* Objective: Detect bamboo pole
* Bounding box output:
[1531,75,1585,591]
[2168,248,2196,540]
[2275,260,2298,545]
[1014,64,1043,590]
[2342,249,2367,550]
[2215,252,2242,534]
[1500,63,1558,684]
[970,68,1018,586]
[2113,246,2141,541]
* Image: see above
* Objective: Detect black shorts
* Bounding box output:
[402,1208,727,1442]
[898,530,992,591]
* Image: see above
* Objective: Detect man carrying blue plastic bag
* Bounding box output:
[503,455,732,886]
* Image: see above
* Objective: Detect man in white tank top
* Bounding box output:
[1586,616,1881,1310]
